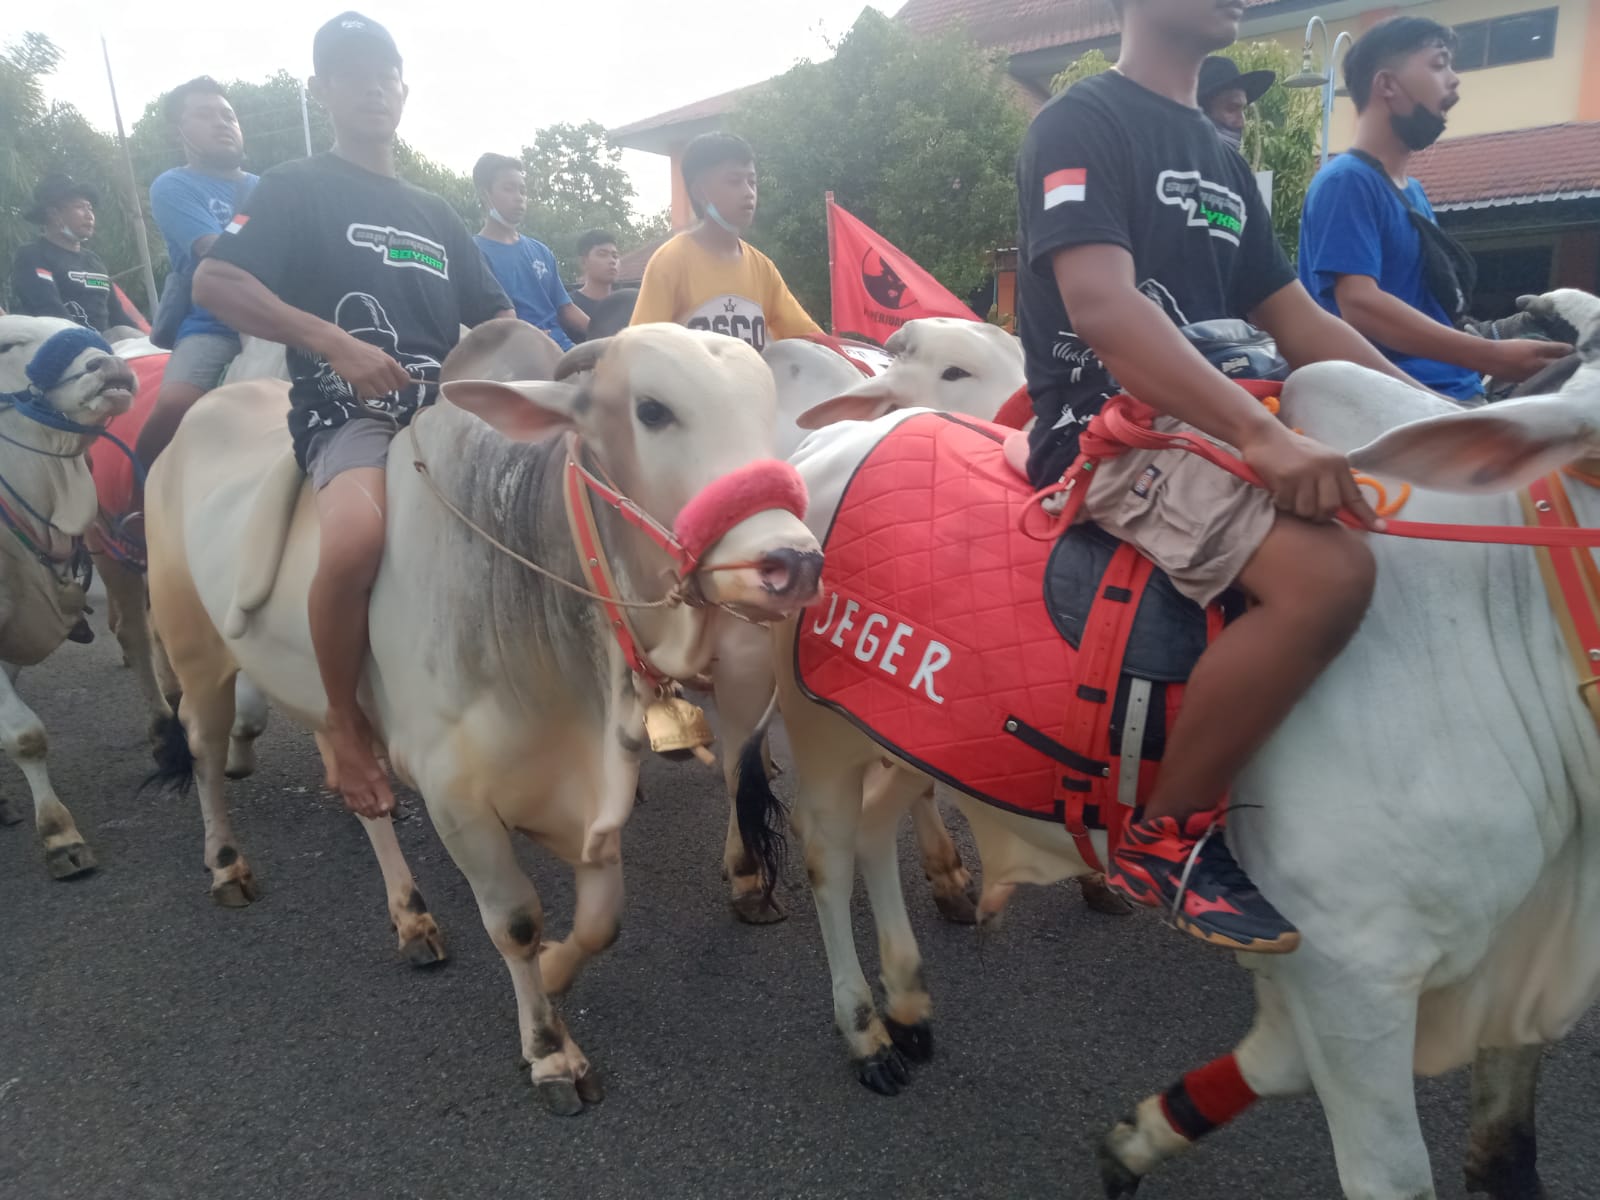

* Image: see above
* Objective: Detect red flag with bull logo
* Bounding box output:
[827,198,977,340]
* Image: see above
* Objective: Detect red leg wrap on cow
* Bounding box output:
[1158,1053,1257,1142]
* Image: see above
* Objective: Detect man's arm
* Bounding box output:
[1252,280,1424,385]
[9,250,71,320]
[1054,244,1378,526]
[559,302,589,338]
[1332,275,1570,381]
[767,268,824,340]
[193,259,408,398]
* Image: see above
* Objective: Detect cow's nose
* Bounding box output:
[89,356,136,394]
[758,548,824,603]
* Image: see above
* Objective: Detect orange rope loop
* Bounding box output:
[1353,473,1412,518]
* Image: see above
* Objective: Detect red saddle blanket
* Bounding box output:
[794,411,1221,871]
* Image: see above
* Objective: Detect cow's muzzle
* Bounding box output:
[757,547,824,604]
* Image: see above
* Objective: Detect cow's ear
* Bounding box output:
[440,379,579,442]
[1349,395,1600,492]
[797,378,897,429]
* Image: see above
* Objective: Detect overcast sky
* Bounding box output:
[28,0,901,218]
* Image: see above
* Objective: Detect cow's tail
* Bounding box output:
[143,712,195,796]
[734,693,789,901]
[224,450,303,639]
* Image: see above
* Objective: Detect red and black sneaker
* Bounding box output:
[1106,813,1300,954]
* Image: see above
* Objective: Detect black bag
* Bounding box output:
[1347,150,1477,326]
[149,175,256,351]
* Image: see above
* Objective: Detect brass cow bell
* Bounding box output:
[644,696,716,766]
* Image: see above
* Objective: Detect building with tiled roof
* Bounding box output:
[614,0,1600,305]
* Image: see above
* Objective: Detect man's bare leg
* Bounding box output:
[310,467,393,818]
[134,379,206,468]
[1107,515,1375,953]
[1144,515,1375,821]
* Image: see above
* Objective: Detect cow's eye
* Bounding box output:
[636,398,674,429]
[940,366,971,382]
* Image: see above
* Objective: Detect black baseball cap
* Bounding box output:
[24,174,99,224]
[312,11,403,77]
[1198,56,1276,107]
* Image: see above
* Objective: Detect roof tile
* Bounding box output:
[1407,122,1600,208]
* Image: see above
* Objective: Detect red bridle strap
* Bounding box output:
[1523,474,1600,728]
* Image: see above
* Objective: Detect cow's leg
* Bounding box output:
[431,811,597,1114]
[1464,1045,1546,1199]
[225,673,269,780]
[357,812,446,966]
[857,766,936,1063]
[0,664,94,878]
[181,672,258,907]
[903,781,979,925]
[540,858,623,996]
[99,558,170,745]
[712,622,785,924]
[1099,973,1308,1195]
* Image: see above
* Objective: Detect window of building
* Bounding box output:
[1451,8,1558,71]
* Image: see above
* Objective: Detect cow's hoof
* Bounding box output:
[0,795,24,826]
[1079,873,1134,916]
[884,1017,934,1064]
[855,1046,910,1096]
[575,1070,604,1105]
[534,1078,585,1117]
[731,891,787,925]
[211,875,259,908]
[1097,1139,1143,1197]
[932,885,980,925]
[44,840,97,879]
[1464,1143,1547,1198]
[400,930,448,968]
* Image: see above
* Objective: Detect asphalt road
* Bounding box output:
[4,599,1598,1200]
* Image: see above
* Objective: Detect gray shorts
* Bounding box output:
[165,331,240,390]
[305,418,396,491]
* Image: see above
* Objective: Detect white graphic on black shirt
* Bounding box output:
[64,301,90,327]
[303,291,442,429]
[1155,171,1247,246]
[345,223,450,279]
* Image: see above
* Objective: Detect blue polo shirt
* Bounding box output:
[149,166,257,342]
[473,233,574,350]
[1298,153,1482,401]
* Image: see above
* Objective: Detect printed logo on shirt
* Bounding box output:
[34,268,54,282]
[684,294,769,351]
[207,196,235,222]
[67,271,110,291]
[345,224,450,279]
[1043,168,1087,209]
[224,215,249,235]
[302,291,442,423]
[1155,171,1247,246]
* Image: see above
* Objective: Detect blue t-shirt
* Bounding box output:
[1298,153,1482,400]
[149,166,258,342]
[472,234,574,350]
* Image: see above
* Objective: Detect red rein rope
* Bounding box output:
[1031,391,1600,549]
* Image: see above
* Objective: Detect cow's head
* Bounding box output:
[441,323,822,619]
[1350,289,1600,492]
[797,317,1024,429]
[0,314,137,429]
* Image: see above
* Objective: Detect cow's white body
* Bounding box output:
[146,324,821,1109]
[744,292,1600,1197]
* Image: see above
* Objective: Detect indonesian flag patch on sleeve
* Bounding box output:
[224,215,249,235]
[1043,168,1087,209]
[35,267,54,281]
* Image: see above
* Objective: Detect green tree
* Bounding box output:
[1051,42,1321,254]
[518,121,643,277]
[732,9,1028,331]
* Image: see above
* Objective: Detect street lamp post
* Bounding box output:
[1283,15,1354,167]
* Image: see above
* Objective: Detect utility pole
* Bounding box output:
[101,34,159,314]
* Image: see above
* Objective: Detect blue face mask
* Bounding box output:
[704,202,742,235]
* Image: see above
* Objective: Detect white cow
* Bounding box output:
[0,316,138,876]
[731,291,1600,1197]
[715,319,1028,923]
[146,323,821,1110]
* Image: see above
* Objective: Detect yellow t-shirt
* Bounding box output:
[630,232,822,350]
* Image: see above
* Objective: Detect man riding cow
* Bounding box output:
[1016,0,1478,952]
[191,10,512,819]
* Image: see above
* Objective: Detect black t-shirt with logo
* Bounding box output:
[8,238,132,332]
[1017,71,1294,487]
[208,153,509,465]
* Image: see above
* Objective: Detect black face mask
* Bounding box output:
[1389,86,1447,151]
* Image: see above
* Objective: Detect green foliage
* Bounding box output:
[1052,43,1320,254]
[732,9,1028,331]
[519,122,645,276]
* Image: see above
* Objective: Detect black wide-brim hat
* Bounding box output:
[24,173,99,224]
[1198,56,1277,107]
